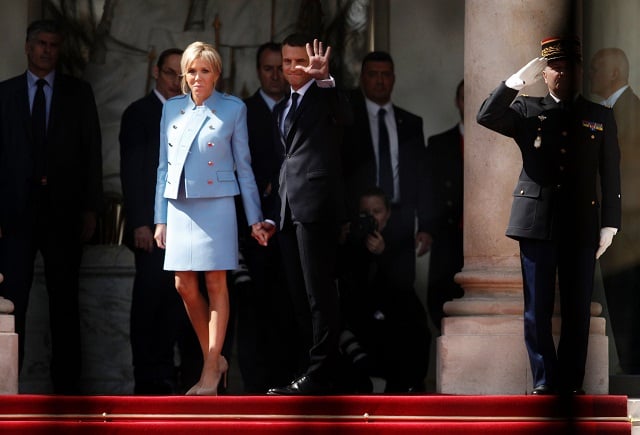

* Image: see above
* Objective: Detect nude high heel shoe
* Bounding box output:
[194,356,228,396]
[185,381,202,396]
[218,356,229,392]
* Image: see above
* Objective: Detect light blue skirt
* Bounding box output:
[164,194,238,271]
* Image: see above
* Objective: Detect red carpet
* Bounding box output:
[0,394,631,434]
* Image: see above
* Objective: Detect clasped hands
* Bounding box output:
[251,221,276,247]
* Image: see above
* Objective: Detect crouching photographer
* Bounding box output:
[348,208,384,255]
[337,186,430,393]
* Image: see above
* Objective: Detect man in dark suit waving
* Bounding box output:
[0,19,103,393]
[477,36,621,395]
[265,33,352,395]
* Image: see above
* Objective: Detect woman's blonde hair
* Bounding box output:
[180,41,223,94]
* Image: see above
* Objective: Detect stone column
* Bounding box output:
[0,274,18,394]
[437,0,609,395]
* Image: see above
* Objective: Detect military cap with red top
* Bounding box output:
[541,36,582,62]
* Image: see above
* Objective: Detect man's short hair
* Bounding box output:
[157,48,183,69]
[361,51,394,72]
[282,33,313,48]
[256,42,281,69]
[360,186,390,211]
[26,19,63,42]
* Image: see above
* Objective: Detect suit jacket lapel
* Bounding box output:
[282,83,316,152]
[49,73,72,145]
[176,100,209,165]
[16,73,33,145]
[275,94,289,149]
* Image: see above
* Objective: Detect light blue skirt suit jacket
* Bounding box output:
[154,91,263,271]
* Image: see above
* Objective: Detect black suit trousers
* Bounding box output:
[278,217,341,381]
[0,187,82,393]
[602,265,640,374]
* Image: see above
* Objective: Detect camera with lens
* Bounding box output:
[350,212,378,241]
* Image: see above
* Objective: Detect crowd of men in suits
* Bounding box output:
[4,16,634,398]
[0,19,460,395]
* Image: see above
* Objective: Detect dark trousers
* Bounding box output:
[130,246,201,394]
[427,228,464,332]
[278,217,341,382]
[519,238,596,390]
[602,264,640,374]
[232,236,299,392]
[0,188,82,394]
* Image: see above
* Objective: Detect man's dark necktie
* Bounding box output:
[32,78,47,179]
[377,108,393,200]
[283,92,299,137]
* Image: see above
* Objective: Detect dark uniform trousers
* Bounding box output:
[520,238,596,389]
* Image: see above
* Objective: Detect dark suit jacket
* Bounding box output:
[119,91,162,248]
[243,90,281,203]
[0,72,103,233]
[342,90,428,243]
[600,86,640,272]
[425,125,464,237]
[477,82,621,245]
[271,82,352,225]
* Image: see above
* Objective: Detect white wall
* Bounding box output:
[584,0,640,94]
[0,0,28,79]
[391,0,465,139]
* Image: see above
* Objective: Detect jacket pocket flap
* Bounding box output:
[307,169,328,180]
[512,181,541,198]
[217,171,236,182]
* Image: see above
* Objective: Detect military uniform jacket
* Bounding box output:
[477,82,621,246]
[154,91,262,226]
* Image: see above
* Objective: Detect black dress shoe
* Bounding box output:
[267,375,333,395]
[531,384,555,395]
[560,387,585,396]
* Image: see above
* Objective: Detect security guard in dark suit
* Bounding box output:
[0,19,103,394]
[425,80,465,332]
[477,36,621,395]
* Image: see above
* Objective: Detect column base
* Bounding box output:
[0,314,18,394]
[437,315,609,395]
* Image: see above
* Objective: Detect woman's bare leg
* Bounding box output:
[175,270,229,395]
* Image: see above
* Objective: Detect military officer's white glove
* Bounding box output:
[505,57,547,90]
[596,227,618,259]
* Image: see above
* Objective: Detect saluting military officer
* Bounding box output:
[477,36,621,395]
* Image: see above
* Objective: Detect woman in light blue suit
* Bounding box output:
[154,41,270,395]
